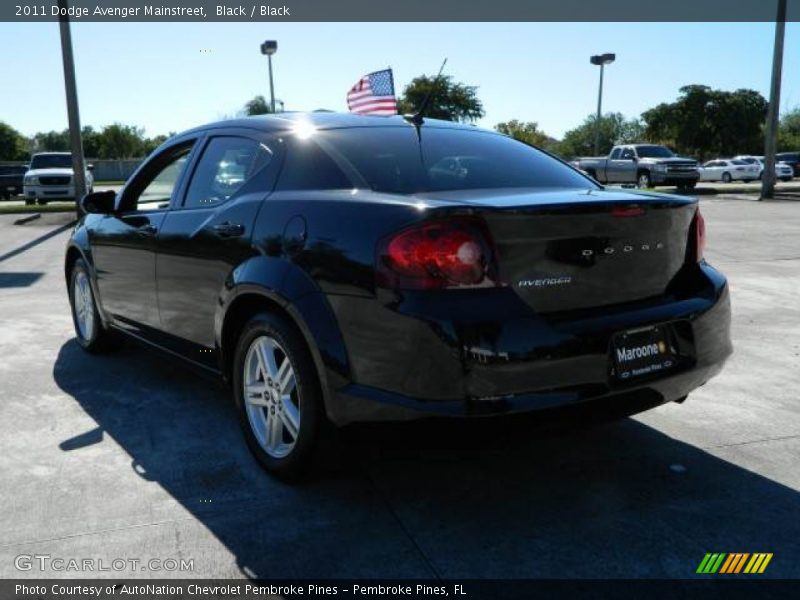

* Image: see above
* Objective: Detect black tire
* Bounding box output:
[24,199,34,206]
[780,177,792,182]
[722,172,732,183]
[68,258,119,353]
[636,171,651,189]
[36,199,47,205]
[232,311,324,479]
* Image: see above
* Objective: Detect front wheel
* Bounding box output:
[69,259,119,353]
[636,171,651,189]
[233,312,324,479]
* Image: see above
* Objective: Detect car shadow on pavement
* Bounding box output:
[53,339,800,580]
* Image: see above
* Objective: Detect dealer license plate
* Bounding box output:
[611,325,677,381]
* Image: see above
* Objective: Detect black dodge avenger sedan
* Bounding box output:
[65,113,732,477]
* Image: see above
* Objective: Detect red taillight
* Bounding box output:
[377,218,498,289]
[610,204,645,218]
[695,209,706,262]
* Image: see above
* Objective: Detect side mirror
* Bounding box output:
[81,190,116,215]
[87,164,95,171]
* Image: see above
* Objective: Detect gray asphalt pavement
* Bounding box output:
[0,196,798,580]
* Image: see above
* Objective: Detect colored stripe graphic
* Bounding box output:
[699,552,773,574]
[697,553,727,574]
[744,553,773,574]
[720,553,749,573]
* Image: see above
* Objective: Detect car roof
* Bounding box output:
[32,152,71,156]
[176,112,481,138]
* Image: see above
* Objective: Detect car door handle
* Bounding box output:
[135,224,158,236]
[212,222,245,238]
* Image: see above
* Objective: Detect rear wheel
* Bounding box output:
[69,259,119,353]
[722,172,732,183]
[233,312,323,479]
[636,171,651,189]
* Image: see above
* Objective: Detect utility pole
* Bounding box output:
[260,41,278,113]
[590,54,615,156]
[57,0,88,217]
[761,0,787,201]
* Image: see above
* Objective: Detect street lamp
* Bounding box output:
[590,53,615,156]
[260,40,277,113]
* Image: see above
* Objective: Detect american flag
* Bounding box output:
[346,69,398,116]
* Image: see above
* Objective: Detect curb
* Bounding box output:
[13,213,42,225]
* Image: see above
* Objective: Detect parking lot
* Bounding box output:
[0,195,798,580]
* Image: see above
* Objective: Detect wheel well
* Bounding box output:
[64,246,82,281]
[220,293,303,383]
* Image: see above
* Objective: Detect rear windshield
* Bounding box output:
[286,126,595,194]
[30,155,72,169]
[635,145,674,158]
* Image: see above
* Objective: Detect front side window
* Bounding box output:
[620,148,635,160]
[293,126,596,195]
[183,137,273,209]
[122,142,194,211]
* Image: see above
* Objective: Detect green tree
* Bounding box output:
[143,133,171,156]
[556,113,644,158]
[244,95,272,115]
[778,107,800,152]
[34,129,71,152]
[398,75,484,123]
[97,123,145,159]
[81,126,101,158]
[642,85,767,159]
[495,120,556,150]
[0,122,29,160]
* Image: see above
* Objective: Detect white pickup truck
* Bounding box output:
[23,152,94,205]
[575,144,699,190]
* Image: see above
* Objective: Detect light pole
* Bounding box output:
[590,53,615,156]
[761,0,787,201]
[260,40,277,113]
[57,0,88,218]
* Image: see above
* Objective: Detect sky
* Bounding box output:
[1,21,799,140]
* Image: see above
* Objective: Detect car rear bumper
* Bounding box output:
[325,264,732,425]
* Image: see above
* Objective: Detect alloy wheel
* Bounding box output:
[637,173,650,189]
[243,335,301,458]
[73,270,95,341]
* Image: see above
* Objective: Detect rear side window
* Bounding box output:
[610,148,621,159]
[183,137,272,208]
[276,139,352,191]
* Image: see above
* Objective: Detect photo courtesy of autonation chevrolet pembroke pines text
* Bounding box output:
[0,1,798,598]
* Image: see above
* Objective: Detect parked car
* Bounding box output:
[0,164,28,199]
[65,113,732,477]
[23,152,94,205]
[734,156,794,181]
[775,152,800,177]
[575,144,699,190]
[699,159,761,183]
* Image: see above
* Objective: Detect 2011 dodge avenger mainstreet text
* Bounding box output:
[64,113,732,477]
